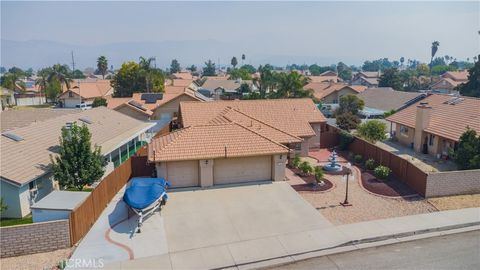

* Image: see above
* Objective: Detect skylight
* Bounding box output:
[2,132,24,142]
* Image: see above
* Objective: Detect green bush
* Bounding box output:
[292,154,301,168]
[338,130,354,150]
[314,166,324,184]
[365,158,376,170]
[354,154,363,163]
[374,165,391,180]
[299,161,313,176]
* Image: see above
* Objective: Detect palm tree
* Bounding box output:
[47,64,72,89]
[400,57,405,67]
[430,41,440,69]
[231,57,238,69]
[242,54,246,65]
[97,56,108,79]
[35,68,49,101]
[273,71,311,98]
[139,56,155,71]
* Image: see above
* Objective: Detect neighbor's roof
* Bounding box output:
[172,79,193,87]
[442,70,469,81]
[1,107,154,186]
[148,123,289,162]
[386,94,480,142]
[200,79,251,92]
[202,75,230,81]
[357,87,426,111]
[31,191,90,211]
[357,71,381,78]
[1,108,81,132]
[306,83,366,100]
[430,77,463,89]
[171,72,193,80]
[59,79,113,99]
[180,98,326,138]
[308,75,339,83]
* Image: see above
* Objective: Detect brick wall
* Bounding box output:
[0,219,71,258]
[425,169,480,198]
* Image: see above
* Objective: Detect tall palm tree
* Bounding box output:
[47,64,72,89]
[97,56,108,79]
[35,68,49,101]
[139,56,155,71]
[242,54,246,65]
[430,41,440,69]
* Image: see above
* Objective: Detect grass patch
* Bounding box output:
[65,187,93,192]
[0,214,33,227]
[12,104,52,110]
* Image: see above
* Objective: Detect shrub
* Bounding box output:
[338,130,354,150]
[365,158,376,170]
[356,120,387,143]
[299,161,313,176]
[336,112,361,132]
[354,154,363,163]
[374,165,391,180]
[292,154,301,168]
[314,166,324,184]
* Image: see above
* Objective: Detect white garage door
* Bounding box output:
[63,98,80,108]
[214,156,272,185]
[167,161,199,188]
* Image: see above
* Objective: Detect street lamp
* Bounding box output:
[341,162,353,207]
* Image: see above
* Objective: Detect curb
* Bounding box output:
[219,221,480,270]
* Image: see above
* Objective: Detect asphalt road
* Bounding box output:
[266,230,480,270]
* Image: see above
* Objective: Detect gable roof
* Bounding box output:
[1,107,154,186]
[1,108,81,132]
[171,72,193,80]
[200,79,249,92]
[441,70,469,82]
[172,79,194,87]
[306,83,366,100]
[357,71,381,78]
[59,79,113,99]
[179,98,326,138]
[386,94,480,141]
[148,123,289,162]
[357,87,426,111]
[430,77,463,89]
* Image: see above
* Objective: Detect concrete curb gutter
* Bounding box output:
[220,221,480,270]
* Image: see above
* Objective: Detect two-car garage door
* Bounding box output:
[214,156,271,185]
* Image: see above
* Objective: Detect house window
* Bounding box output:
[68,92,73,97]
[294,143,301,151]
[429,134,435,146]
[400,125,409,136]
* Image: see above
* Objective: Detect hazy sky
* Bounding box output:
[1,1,479,68]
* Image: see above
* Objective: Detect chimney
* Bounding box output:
[413,102,432,153]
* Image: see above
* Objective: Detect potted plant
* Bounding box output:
[365,158,376,170]
[314,166,325,186]
[374,165,391,181]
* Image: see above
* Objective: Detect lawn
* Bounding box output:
[65,187,93,192]
[0,214,33,227]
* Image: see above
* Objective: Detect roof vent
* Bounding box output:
[2,132,24,142]
[79,116,93,124]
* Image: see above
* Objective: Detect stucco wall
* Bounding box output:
[425,169,480,198]
[308,123,322,148]
[0,180,22,218]
[153,95,198,120]
[0,219,71,258]
[395,124,414,148]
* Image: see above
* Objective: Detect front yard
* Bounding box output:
[428,194,480,211]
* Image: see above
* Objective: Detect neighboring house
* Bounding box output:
[178,98,326,156]
[308,71,340,83]
[430,70,469,94]
[386,94,480,158]
[351,71,381,87]
[14,80,46,106]
[148,123,289,188]
[171,72,194,80]
[199,79,256,100]
[356,87,427,113]
[58,79,113,108]
[0,87,16,110]
[306,82,366,104]
[0,107,155,218]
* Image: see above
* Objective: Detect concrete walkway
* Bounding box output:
[105,207,480,270]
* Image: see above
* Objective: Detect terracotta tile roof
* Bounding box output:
[1,107,154,186]
[358,71,381,78]
[179,99,326,138]
[442,70,469,81]
[430,78,463,89]
[308,76,338,83]
[200,80,252,92]
[172,72,193,80]
[59,79,113,99]
[1,108,81,132]
[357,87,426,111]
[172,79,193,87]
[386,94,480,141]
[306,83,366,100]
[148,123,289,162]
[202,75,230,80]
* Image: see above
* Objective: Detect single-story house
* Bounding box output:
[199,79,256,100]
[148,123,289,188]
[430,70,469,94]
[356,87,427,113]
[386,94,480,158]
[306,82,367,104]
[14,80,47,106]
[178,98,326,156]
[308,71,340,83]
[58,79,113,108]
[351,71,381,88]
[0,107,155,218]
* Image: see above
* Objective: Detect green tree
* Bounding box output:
[337,62,352,81]
[292,154,301,168]
[416,63,430,76]
[97,56,108,79]
[457,57,480,97]
[240,64,256,74]
[271,71,311,98]
[35,69,49,100]
[187,65,197,72]
[400,57,405,67]
[229,68,252,80]
[254,65,276,98]
[45,77,62,102]
[299,161,313,176]
[308,64,334,76]
[48,64,73,89]
[453,128,480,170]
[50,123,106,191]
[203,60,216,76]
[111,60,165,97]
[92,97,107,107]
[231,57,238,69]
[379,68,403,90]
[170,59,181,74]
[337,94,364,115]
[356,120,387,143]
[241,54,246,65]
[336,112,361,131]
[430,41,440,69]
[72,70,86,79]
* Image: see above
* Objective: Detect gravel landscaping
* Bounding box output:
[360,171,417,197]
[0,247,74,270]
[428,194,480,211]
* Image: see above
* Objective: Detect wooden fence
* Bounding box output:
[69,157,132,245]
[348,137,428,196]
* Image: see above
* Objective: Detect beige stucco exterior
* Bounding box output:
[115,105,150,121]
[321,87,358,104]
[152,94,198,120]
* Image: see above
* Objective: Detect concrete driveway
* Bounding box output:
[163,182,333,253]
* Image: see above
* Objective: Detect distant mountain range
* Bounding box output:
[1,39,339,71]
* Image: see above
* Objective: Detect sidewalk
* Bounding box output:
[105,207,480,270]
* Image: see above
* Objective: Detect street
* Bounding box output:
[265,230,480,270]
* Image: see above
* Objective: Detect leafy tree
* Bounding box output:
[292,154,301,168]
[203,60,216,76]
[270,71,311,98]
[453,128,480,170]
[400,57,405,66]
[383,109,396,118]
[45,77,62,102]
[92,97,107,107]
[139,56,155,71]
[239,83,252,94]
[48,64,73,89]
[0,197,7,214]
[240,64,256,74]
[379,68,403,90]
[72,69,86,79]
[308,64,334,76]
[416,63,430,76]
[356,120,387,143]
[457,56,480,97]
[337,62,352,81]
[430,41,440,69]
[362,58,394,71]
[336,112,361,131]
[231,57,238,69]
[111,61,165,97]
[0,67,6,73]
[431,65,457,75]
[254,65,276,98]
[1,73,24,91]
[35,69,49,99]
[50,122,106,191]
[229,68,252,80]
[430,57,446,67]
[97,56,108,79]
[187,65,197,72]
[170,59,181,74]
[338,130,354,150]
[337,94,364,115]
